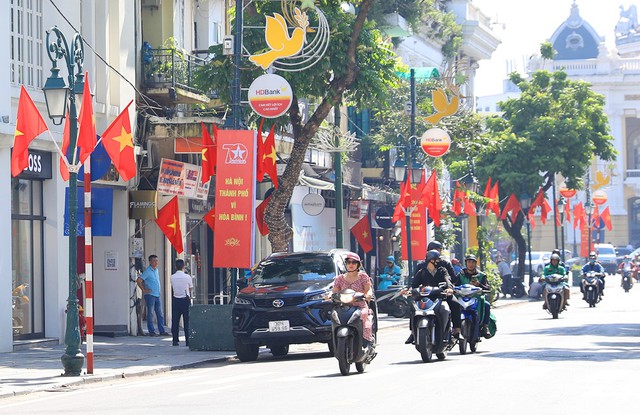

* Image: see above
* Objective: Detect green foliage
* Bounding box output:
[465,246,501,304]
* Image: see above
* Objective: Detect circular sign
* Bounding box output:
[248,74,293,118]
[592,189,607,205]
[559,185,576,198]
[301,193,325,216]
[420,128,451,157]
[375,205,395,228]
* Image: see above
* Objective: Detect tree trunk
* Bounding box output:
[264,0,373,252]
[503,214,527,279]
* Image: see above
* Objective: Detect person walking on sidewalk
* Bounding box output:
[170,259,193,346]
[137,254,170,336]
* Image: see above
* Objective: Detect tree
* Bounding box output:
[477,64,616,278]
[195,0,460,252]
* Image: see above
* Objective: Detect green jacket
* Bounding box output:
[543,263,566,277]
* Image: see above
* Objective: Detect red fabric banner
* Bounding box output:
[203,206,215,231]
[200,122,217,184]
[11,85,49,177]
[155,196,184,254]
[257,121,278,188]
[351,215,373,253]
[256,196,271,236]
[101,101,136,181]
[213,130,256,268]
[77,73,96,164]
[601,206,612,231]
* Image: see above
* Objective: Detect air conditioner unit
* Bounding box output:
[145,141,160,169]
[141,0,161,9]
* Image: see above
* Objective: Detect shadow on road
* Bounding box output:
[511,323,640,337]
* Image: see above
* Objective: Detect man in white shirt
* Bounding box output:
[170,259,193,346]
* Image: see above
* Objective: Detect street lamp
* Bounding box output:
[42,26,85,376]
[585,201,595,256]
[557,196,566,262]
[519,191,534,286]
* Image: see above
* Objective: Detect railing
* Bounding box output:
[142,46,208,94]
[626,169,640,178]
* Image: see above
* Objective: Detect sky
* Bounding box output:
[472,0,625,97]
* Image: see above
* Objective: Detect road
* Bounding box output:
[2,276,638,415]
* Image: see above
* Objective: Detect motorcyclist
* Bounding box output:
[546,249,569,274]
[416,240,457,281]
[541,253,570,310]
[581,252,605,298]
[453,254,492,338]
[617,255,635,288]
[405,249,462,344]
[451,258,463,275]
[332,252,375,347]
[378,255,402,290]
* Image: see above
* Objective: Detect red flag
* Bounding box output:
[601,206,612,231]
[463,194,477,217]
[486,181,500,216]
[592,203,600,228]
[452,182,463,216]
[257,123,278,188]
[11,85,49,177]
[540,198,552,224]
[100,101,137,181]
[573,201,585,230]
[60,112,71,181]
[483,177,493,199]
[565,199,572,224]
[77,73,96,164]
[203,206,215,231]
[500,193,522,222]
[256,196,271,236]
[530,189,544,211]
[392,174,412,223]
[420,170,442,226]
[351,215,373,253]
[155,196,184,254]
[201,122,217,184]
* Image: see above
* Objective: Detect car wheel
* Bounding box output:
[269,344,289,357]
[234,338,259,362]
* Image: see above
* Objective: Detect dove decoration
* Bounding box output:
[424,88,459,125]
[592,170,611,190]
[249,9,309,70]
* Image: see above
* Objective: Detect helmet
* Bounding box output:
[465,254,478,262]
[427,241,443,251]
[451,258,460,265]
[624,255,630,260]
[345,252,361,264]
[550,253,561,261]
[425,250,441,263]
[386,255,395,264]
[589,251,597,259]
[552,249,561,255]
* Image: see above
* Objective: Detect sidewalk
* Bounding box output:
[0,298,527,400]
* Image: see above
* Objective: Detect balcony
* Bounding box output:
[142,46,212,106]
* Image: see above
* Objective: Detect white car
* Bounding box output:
[510,251,551,277]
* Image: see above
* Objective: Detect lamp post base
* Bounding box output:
[61,352,84,376]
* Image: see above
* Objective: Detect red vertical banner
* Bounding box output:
[400,203,427,262]
[580,220,590,258]
[213,130,256,268]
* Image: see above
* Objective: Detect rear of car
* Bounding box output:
[593,243,617,274]
[232,250,350,361]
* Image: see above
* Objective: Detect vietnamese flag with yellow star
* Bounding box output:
[11,85,49,177]
[351,215,373,253]
[200,122,217,184]
[156,196,184,254]
[100,101,136,181]
[257,121,278,188]
[77,73,97,164]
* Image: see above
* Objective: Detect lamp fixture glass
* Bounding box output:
[557,196,566,214]
[519,191,531,210]
[393,157,406,182]
[585,202,595,215]
[42,66,69,125]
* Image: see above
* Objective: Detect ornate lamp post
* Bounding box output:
[585,201,595,256]
[557,196,566,262]
[519,191,534,286]
[42,26,85,376]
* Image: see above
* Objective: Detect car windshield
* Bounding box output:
[526,252,546,261]
[252,257,336,284]
[596,246,615,255]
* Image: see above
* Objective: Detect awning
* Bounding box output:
[397,67,440,80]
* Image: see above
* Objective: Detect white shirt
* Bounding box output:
[170,270,193,298]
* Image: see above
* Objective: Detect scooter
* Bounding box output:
[581,271,602,307]
[376,285,411,318]
[453,284,486,355]
[329,289,378,376]
[410,284,456,363]
[619,267,634,293]
[541,274,567,319]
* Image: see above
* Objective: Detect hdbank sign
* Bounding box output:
[248,74,293,118]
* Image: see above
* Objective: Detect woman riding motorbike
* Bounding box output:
[378,256,402,290]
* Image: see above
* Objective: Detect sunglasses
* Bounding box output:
[346,260,359,264]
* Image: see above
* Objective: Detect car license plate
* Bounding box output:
[269,320,290,332]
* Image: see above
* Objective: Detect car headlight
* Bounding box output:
[308,292,328,301]
[234,296,252,305]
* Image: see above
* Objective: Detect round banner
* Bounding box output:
[420,128,451,157]
[301,193,325,216]
[559,185,576,198]
[592,189,607,205]
[248,74,293,118]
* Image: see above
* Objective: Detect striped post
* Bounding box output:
[84,158,94,374]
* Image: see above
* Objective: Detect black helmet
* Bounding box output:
[427,240,443,251]
[465,254,477,262]
[552,249,561,255]
[426,250,441,263]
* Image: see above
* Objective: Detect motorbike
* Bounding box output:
[453,284,487,355]
[504,275,527,298]
[377,273,401,291]
[329,289,378,376]
[619,266,634,293]
[541,274,567,319]
[410,284,456,363]
[582,271,602,307]
[375,285,411,318]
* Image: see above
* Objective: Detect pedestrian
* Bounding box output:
[136,254,170,336]
[496,255,512,297]
[170,258,193,346]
